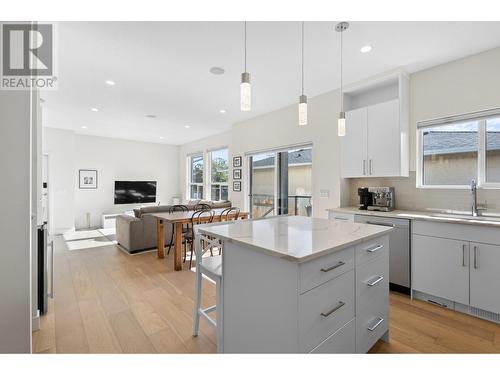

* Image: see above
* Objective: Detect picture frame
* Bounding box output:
[233,181,241,192]
[233,168,241,180]
[79,169,98,189]
[233,156,242,168]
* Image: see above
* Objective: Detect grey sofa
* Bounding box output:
[116,200,232,253]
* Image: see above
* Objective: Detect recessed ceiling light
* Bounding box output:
[360,45,372,53]
[105,80,116,86]
[209,66,225,75]
[91,108,99,112]
[81,126,88,129]
[146,114,157,118]
[219,109,226,114]
[184,125,191,129]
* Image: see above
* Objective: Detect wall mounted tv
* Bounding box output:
[114,181,157,204]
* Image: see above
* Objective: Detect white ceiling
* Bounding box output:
[42,21,500,145]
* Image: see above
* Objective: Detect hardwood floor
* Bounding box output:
[32,236,500,354]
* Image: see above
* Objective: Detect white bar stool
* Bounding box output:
[192,230,223,353]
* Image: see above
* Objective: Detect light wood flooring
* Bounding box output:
[32,236,500,354]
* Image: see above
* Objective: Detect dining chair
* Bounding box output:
[183,209,215,269]
[192,226,224,352]
[166,204,189,255]
[219,207,241,222]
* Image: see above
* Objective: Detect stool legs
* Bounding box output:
[192,268,202,336]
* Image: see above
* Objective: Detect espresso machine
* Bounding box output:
[357,187,395,212]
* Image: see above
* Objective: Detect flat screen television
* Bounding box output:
[114,181,157,204]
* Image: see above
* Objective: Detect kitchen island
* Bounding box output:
[197,215,393,353]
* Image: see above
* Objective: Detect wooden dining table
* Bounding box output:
[151,208,249,271]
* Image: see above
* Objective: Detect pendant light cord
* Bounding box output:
[244,21,247,72]
[301,21,304,95]
[340,27,343,112]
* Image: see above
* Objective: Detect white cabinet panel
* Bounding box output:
[470,242,500,314]
[412,234,469,305]
[341,107,367,178]
[367,100,400,177]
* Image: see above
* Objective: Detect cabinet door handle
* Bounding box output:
[474,246,478,269]
[320,301,345,317]
[363,160,366,175]
[369,159,373,175]
[462,244,467,267]
[367,275,384,286]
[365,244,384,253]
[320,261,345,273]
[367,317,384,331]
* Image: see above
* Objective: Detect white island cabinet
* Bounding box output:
[197,216,392,353]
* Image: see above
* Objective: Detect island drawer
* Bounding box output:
[356,235,389,266]
[356,254,389,299]
[299,246,354,294]
[309,318,355,353]
[356,266,389,353]
[298,269,355,353]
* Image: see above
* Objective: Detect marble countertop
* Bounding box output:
[327,206,500,227]
[197,215,392,263]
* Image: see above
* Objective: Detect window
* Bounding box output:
[209,148,228,201]
[189,154,204,199]
[417,109,500,188]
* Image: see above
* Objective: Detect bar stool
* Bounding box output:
[192,227,223,353]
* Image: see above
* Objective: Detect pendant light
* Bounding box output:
[336,22,349,137]
[240,21,251,112]
[298,21,307,126]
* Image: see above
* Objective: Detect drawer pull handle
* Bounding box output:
[367,317,384,331]
[320,261,345,273]
[320,301,345,317]
[366,275,384,286]
[366,244,383,253]
[366,221,394,227]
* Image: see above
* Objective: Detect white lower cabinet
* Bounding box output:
[412,221,500,323]
[470,242,500,315]
[412,234,469,305]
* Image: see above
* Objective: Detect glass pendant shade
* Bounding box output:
[299,95,307,126]
[338,112,346,137]
[240,72,251,112]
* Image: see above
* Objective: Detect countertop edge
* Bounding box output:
[198,225,392,263]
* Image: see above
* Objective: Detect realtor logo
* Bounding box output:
[1,23,57,89]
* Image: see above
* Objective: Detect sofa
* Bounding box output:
[116,200,232,253]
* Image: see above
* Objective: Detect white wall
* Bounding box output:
[0,90,32,353]
[43,129,180,231]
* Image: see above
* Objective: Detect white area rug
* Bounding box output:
[63,228,117,251]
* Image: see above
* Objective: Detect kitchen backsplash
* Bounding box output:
[347,172,500,214]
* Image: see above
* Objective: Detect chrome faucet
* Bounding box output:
[471,179,478,217]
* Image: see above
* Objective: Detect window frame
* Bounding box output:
[208,148,229,201]
[416,108,500,189]
[188,153,204,199]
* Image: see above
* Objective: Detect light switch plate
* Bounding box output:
[320,189,330,198]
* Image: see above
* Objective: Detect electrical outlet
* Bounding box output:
[320,189,330,198]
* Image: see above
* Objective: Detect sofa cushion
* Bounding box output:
[138,205,172,217]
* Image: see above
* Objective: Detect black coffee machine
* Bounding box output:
[358,187,373,210]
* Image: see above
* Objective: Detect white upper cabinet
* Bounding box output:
[341,107,367,178]
[340,70,409,178]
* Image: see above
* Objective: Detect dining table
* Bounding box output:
[151,208,249,271]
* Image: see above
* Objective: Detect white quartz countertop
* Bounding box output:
[197,215,392,263]
[327,206,500,227]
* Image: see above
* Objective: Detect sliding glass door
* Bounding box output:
[248,146,312,219]
[249,152,276,218]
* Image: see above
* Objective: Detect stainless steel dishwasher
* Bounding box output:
[355,214,410,294]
